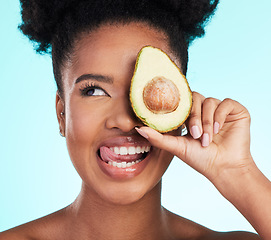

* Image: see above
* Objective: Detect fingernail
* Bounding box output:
[202,133,209,147]
[214,122,220,134]
[135,127,149,139]
[191,125,201,139]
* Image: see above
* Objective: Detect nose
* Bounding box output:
[105,97,142,132]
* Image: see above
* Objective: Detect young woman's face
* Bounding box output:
[58,22,181,204]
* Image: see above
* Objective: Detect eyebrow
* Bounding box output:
[75,74,113,84]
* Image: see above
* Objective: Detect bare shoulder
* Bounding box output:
[201,231,260,240]
[0,207,70,240]
[163,208,261,240]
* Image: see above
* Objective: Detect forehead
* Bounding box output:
[67,22,173,80]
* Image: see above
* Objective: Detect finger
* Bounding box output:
[201,97,221,147]
[214,98,250,131]
[188,92,205,139]
[135,127,188,159]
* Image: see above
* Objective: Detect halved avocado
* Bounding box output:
[130,46,192,133]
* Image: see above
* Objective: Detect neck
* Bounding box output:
[66,181,170,240]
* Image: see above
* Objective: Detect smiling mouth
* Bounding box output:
[98,145,151,169]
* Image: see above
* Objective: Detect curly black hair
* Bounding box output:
[19,0,219,96]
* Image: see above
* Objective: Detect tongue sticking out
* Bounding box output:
[99,146,145,163]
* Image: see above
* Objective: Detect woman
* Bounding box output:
[1,0,270,239]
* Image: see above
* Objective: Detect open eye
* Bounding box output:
[85,87,106,96]
[80,83,109,97]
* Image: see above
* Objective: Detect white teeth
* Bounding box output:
[111,146,151,155]
[114,147,120,155]
[141,146,145,153]
[107,160,142,168]
[128,146,136,155]
[105,145,151,168]
[121,162,127,168]
[119,147,128,155]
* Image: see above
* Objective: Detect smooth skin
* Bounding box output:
[0,22,265,240]
[137,93,271,239]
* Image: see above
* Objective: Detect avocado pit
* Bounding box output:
[143,76,180,114]
[130,46,192,132]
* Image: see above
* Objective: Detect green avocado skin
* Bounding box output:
[130,46,192,133]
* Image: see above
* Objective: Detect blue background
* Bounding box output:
[1,0,271,233]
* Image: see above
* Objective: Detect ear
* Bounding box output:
[56,91,66,137]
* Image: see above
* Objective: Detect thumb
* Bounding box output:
[135,126,188,159]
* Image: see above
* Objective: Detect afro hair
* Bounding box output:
[19,0,219,94]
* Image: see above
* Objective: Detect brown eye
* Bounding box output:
[88,88,106,96]
[81,86,108,97]
[86,88,95,96]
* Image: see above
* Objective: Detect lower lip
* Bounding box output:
[97,150,151,180]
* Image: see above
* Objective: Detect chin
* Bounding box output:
[97,180,156,206]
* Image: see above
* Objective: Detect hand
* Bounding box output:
[136,92,254,181]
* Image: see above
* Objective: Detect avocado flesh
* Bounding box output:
[130,46,192,133]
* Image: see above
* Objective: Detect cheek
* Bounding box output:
[148,148,174,182]
[159,150,174,173]
[155,129,180,174]
[64,98,111,169]
[64,99,109,180]
[65,98,107,143]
